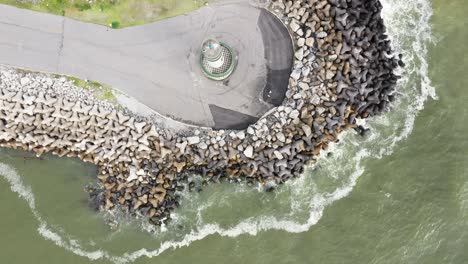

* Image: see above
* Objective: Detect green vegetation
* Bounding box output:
[0,0,209,28]
[67,76,120,106]
[95,85,119,105]
[110,21,120,29]
[16,69,121,107]
[74,3,91,11]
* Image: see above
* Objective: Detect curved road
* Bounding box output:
[0,0,292,129]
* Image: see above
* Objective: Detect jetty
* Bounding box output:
[0,0,401,225]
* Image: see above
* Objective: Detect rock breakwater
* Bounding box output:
[0,0,401,226]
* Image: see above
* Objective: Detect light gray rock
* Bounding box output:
[295,48,304,60]
[301,125,312,137]
[176,141,188,153]
[210,137,217,144]
[307,53,316,62]
[316,31,328,38]
[316,107,326,115]
[298,82,309,90]
[326,70,336,79]
[20,77,30,86]
[274,150,284,160]
[289,19,300,32]
[328,54,338,61]
[297,38,305,47]
[301,66,311,77]
[198,142,208,150]
[293,93,302,100]
[289,109,300,119]
[296,28,304,36]
[219,139,226,147]
[236,130,246,140]
[276,132,286,142]
[310,94,321,105]
[291,68,302,80]
[305,37,315,47]
[187,136,200,145]
[243,145,254,158]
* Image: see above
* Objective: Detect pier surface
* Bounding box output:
[0,1,292,128]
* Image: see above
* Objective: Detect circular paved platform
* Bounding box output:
[0,0,292,129]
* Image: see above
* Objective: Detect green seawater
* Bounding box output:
[1,0,467,263]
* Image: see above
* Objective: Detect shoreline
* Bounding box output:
[0,0,401,226]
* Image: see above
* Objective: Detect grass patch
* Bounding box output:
[96,85,118,104]
[74,3,91,11]
[13,68,121,108]
[0,0,210,28]
[68,76,102,89]
[67,76,119,106]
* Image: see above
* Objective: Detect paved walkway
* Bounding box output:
[0,1,292,129]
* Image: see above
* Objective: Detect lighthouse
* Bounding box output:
[200,38,237,81]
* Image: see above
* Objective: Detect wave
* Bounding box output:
[0,0,436,263]
[0,163,108,260]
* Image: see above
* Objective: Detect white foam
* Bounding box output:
[377,0,436,157]
[0,164,36,210]
[0,163,108,261]
[0,0,437,262]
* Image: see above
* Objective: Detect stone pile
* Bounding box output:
[0,0,401,226]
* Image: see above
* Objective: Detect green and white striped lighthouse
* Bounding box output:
[200,38,237,81]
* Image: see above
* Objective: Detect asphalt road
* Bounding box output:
[0,0,292,128]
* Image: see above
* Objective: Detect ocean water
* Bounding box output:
[1,0,467,263]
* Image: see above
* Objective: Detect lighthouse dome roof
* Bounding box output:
[201,39,222,59]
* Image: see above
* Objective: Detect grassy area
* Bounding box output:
[0,0,209,28]
[66,76,121,107]
[15,67,120,107]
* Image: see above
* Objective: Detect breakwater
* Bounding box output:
[0,0,401,226]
